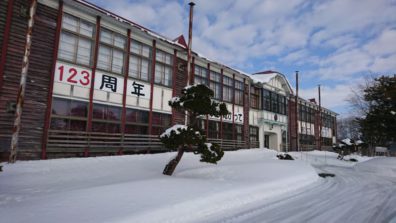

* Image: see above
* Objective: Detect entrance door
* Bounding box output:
[264,134,270,148]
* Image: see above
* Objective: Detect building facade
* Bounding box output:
[0,0,337,160]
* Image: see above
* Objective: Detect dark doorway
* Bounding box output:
[264,134,270,148]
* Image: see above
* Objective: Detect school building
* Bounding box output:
[0,0,337,160]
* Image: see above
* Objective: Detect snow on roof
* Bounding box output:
[250,73,278,84]
[355,140,364,145]
[74,0,187,49]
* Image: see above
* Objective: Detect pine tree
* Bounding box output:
[357,75,396,147]
[160,84,229,176]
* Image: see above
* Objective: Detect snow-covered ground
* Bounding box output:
[1,149,395,223]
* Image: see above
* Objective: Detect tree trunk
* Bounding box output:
[163,147,185,176]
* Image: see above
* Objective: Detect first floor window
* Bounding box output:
[50,98,88,131]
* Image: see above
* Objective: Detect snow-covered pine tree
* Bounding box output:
[160,84,229,176]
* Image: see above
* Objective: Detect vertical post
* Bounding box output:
[148,39,156,135]
[86,16,101,157]
[0,0,15,90]
[220,68,224,140]
[295,71,299,152]
[318,84,322,151]
[185,1,195,125]
[41,0,64,160]
[171,49,177,125]
[206,63,210,137]
[232,73,235,142]
[9,0,38,163]
[120,29,131,155]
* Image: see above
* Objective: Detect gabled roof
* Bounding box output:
[173,35,188,48]
[251,70,294,94]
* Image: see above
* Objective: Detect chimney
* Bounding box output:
[309,98,316,104]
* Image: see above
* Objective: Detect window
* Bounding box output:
[263,89,271,111]
[249,126,259,143]
[129,40,151,82]
[50,98,88,131]
[208,121,220,139]
[58,14,94,66]
[194,65,209,86]
[124,108,149,135]
[223,76,233,102]
[152,112,172,135]
[235,80,244,105]
[271,93,278,113]
[235,124,243,141]
[278,95,285,115]
[97,28,126,74]
[155,50,173,87]
[92,104,121,133]
[250,86,260,109]
[222,122,233,140]
[210,71,222,100]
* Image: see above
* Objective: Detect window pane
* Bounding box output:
[93,104,106,119]
[70,100,87,117]
[97,45,111,71]
[50,118,69,130]
[112,49,124,73]
[141,59,150,81]
[129,55,139,78]
[142,45,150,58]
[126,109,137,122]
[100,29,112,44]
[52,98,70,116]
[92,122,106,132]
[79,20,94,37]
[62,14,78,32]
[155,64,163,84]
[107,106,121,121]
[114,34,126,49]
[76,38,92,65]
[58,32,76,62]
[164,67,172,86]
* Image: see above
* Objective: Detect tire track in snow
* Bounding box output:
[202,158,396,223]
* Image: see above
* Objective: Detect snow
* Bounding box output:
[341,138,353,145]
[159,124,188,138]
[1,149,395,223]
[250,73,278,84]
[0,149,318,223]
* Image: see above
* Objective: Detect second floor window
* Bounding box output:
[194,65,209,86]
[223,76,233,102]
[235,80,244,105]
[58,14,94,66]
[210,71,222,100]
[97,28,126,74]
[155,50,173,87]
[129,40,151,82]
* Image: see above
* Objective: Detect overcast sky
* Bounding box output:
[90,0,396,116]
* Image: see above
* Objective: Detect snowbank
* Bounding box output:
[0,149,318,223]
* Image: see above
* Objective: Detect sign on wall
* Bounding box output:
[54,61,92,88]
[210,112,244,124]
[94,71,124,94]
[54,61,150,99]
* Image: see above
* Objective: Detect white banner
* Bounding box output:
[54,61,92,88]
[210,111,244,124]
[126,79,151,99]
[94,71,124,94]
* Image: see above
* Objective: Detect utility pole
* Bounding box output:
[185,1,195,125]
[318,84,322,151]
[9,0,38,163]
[295,71,299,153]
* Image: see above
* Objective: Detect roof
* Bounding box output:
[250,70,294,94]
